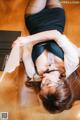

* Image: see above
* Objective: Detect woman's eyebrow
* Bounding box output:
[44,69,59,74]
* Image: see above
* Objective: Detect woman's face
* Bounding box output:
[35,50,65,95]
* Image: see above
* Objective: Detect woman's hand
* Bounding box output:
[12,36,31,48]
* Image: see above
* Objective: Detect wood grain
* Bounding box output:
[0,1,80,120]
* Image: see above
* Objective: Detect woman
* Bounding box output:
[13,0,80,112]
[13,0,66,78]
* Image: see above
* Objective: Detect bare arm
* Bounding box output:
[13,30,78,54]
[27,30,62,45]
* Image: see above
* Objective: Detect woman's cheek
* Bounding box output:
[40,87,49,96]
[36,64,48,75]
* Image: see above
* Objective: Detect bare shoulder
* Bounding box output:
[47,0,63,8]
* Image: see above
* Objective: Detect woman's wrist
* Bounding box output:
[17,36,34,46]
[26,35,39,45]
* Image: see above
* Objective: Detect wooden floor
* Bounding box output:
[63,4,80,47]
[0,1,80,120]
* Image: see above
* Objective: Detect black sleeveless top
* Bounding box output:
[25,7,65,62]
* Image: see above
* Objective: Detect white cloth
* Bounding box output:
[56,35,80,78]
[0,44,36,81]
[0,45,21,81]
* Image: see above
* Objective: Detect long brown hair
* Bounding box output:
[39,78,72,113]
[67,66,80,102]
[40,66,80,113]
[25,68,72,113]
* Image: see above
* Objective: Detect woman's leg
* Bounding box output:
[25,0,47,15]
[47,0,62,8]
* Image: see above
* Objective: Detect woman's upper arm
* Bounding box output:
[47,0,62,8]
[26,0,47,15]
